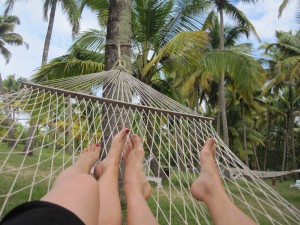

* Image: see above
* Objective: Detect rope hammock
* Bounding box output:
[230,168,300,179]
[0,70,299,224]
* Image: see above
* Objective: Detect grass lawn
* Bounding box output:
[1,143,299,224]
[267,179,300,210]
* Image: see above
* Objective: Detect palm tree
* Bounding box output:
[0,14,28,147]
[0,15,28,64]
[176,13,254,113]
[4,0,80,65]
[33,0,209,184]
[33,0,210,91]
[201,0,261,147]
[261,30,300,171]
[279,0,300,23]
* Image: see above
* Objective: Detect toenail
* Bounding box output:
[125,128,130,134]
[95,143,100,147]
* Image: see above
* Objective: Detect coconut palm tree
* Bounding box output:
[33,0,209,184]
[176,12,254,113]
[33,0,210,86]
[200,0,261,147]
[4,0,80,65]
[0,14,28,147]
[261,30,300,171]
[0,15,28,64]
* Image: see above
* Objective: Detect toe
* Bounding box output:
[125,139,133,160]
[130,134,144,158]
[87,145,93,152]
[201,138,216,160]
[110,128,130,153]
[109,128,129,158]
[112,128,130,143]
[130,135,143,150]
[91,144,98,152]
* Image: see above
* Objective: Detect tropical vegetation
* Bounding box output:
[4,0,81,65]
[0,0,299,173]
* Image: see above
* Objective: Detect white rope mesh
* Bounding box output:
[0,70,299,224]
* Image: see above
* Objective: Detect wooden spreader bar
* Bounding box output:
[23,82,213,122]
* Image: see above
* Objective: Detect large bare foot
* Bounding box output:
[76,144,101,174]
[94,128,130,178]
[190,138,224,202]
[124,134,152,200]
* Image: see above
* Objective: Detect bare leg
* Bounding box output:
[42,144,101,225]
[124,134,158,225]
[94,128,129,225]
[190,138,257,225]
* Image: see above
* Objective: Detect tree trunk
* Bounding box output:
[102,0,132,147]
[0,73,15,147]
[263,112,271,171]
[148,113,160,177]
[41,0,57,65]
[241,100,249,167]
[23,121,36,156]
[103,0,132,204]
[252,142,260,171]
[218,9,229,147]
[218,9,230,180]
[288,86,297,179]
[104,0,132,71]
[217,99,221,135]
[67,98,73,154]
[281,119,288,181]
[48,110,54,149]
[194,80,199,113]
[288,87,297,171]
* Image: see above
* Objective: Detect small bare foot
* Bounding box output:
[124,134,152,200]
[76,144,101,174]
[190,138,224,202]
[94,128,130,178]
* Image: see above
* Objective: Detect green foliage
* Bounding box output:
[0,15,28,64]
[4,0,81,37]
[2,74,26,93]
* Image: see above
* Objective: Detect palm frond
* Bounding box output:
[143,31,208,76]
[70,45,105,62]
[278,0,290,18]
[224,2,260,42]
[4,0,19,16]
[32,58,104,82]
[61,0,81,36]
[228,43,253,54]
[155,0,211,48]
[202,11,217,31]
[80,0,109,27]
[1,33,27,47]
[200,50,265,103]
[133,0,172,46]
[0,41,11,64]
[71,29,106,52]
[43,0,52,21]
[224,25,250,47]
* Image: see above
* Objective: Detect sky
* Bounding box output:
[0,0,298,80]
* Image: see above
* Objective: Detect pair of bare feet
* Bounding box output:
[78,128,219,206]
[70,129,258,225]
[78,128,151,202]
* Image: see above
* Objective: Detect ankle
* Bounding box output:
[125,190,145,201]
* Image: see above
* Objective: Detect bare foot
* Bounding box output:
[124,134,152,200]
[76,144,101,174]
[94,128,130,178]
[190,138,224,202]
